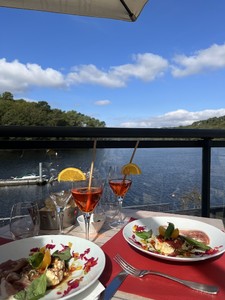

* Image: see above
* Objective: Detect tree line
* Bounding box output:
[0,91,106,127]
[178,115,225,129]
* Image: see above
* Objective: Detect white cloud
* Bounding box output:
[1,43,225,93]
[0,53,168,92]
[67,53,168,87]
[171,43,225,77]
[0,58,64,93]
[67,64,124,87]
[119,108,225,128]
[111,53,168,82]
[94,100,111,106]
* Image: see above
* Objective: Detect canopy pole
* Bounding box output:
[120,0,137,21]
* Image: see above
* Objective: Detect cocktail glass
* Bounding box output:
[71,177,103,240]
[108,166,132,228]
[49,181,72,234]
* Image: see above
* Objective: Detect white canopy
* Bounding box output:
[0,0,149,22]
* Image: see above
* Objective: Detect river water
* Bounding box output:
[0,148,225,219]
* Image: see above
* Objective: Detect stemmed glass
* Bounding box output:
[10,201,40,240]
[49,180,72,234]
[71,177,103,240]
[108,166,132,228]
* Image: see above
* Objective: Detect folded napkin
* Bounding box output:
[75,280,105,300]
[100,221,225,300]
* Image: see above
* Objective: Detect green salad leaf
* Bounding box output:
[14,273,47,300]
[135,229,152,240]
[52,246,72,261]
[27,252,44,269]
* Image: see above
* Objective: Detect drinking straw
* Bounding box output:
[123,140,140,181]
[88,139,97,189]
[129,140,140,163]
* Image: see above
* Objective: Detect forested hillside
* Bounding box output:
[178,115,225,129]
[0,91,105,127]
[1,91,225,129]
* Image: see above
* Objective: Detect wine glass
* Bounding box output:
[10,201,40,240]
[71,177,103,240]
[100,185,119,222]
[108,166,132,228]
[49,180,72,234]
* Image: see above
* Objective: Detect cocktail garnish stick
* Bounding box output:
[123,140,140,181]
[88,139,97,189]
[130,140,139,163]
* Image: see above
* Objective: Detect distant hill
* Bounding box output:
[0,91,105,127]
[177,115,225,129]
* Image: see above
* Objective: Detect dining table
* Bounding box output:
[0,208,225,300]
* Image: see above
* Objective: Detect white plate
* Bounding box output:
[0,235,105,299]
[123,216,225,262]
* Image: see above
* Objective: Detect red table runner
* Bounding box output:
[99,224,225,300]
[0,237,13,245]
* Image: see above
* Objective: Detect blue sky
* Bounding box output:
[1,0,225,127]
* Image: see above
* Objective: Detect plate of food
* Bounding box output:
[123,216,225,262]
[0,235,105,299]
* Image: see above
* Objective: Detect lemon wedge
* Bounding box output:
[121,163,142,175]
[58,167,86,182]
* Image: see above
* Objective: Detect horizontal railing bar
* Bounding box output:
[1,126,225,139]
[1,139,225,150]
[0,139,221,149]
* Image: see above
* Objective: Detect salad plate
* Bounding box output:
[0,235,105,299]
[123,216,225,262]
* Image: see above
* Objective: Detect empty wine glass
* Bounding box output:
[10,201,40,240]
[49,180,72,234]
[101,185,119,222]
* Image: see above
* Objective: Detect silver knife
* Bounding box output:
[100,271,128,300]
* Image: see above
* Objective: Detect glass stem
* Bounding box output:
[58,208,64,234]
[117,196,123,223]
[84,212,91,240]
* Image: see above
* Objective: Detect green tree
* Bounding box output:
[0,91,106,127]
[1,91,14,100]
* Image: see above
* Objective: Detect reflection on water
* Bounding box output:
[0,148,225,219]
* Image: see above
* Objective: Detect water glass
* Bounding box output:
[101,186,119,222]
[10,202,40,240]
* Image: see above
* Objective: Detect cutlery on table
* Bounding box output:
[114,253,219,295]
[99,270,128,300]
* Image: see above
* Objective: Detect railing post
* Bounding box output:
[201,139,211,217]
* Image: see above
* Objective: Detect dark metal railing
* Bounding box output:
[1,126,225,218]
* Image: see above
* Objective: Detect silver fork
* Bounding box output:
[114,254,219,294]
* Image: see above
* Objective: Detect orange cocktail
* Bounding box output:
[109,179,132,198]
[71,186,102,213]
[71,177,103,240]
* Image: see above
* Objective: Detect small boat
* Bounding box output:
[11,173,47,181]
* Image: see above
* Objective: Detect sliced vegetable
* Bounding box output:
[158,225,166,237]
[182,236,211,251]
[171,228,179,239]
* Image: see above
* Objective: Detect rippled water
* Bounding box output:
[0,148,225,219]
